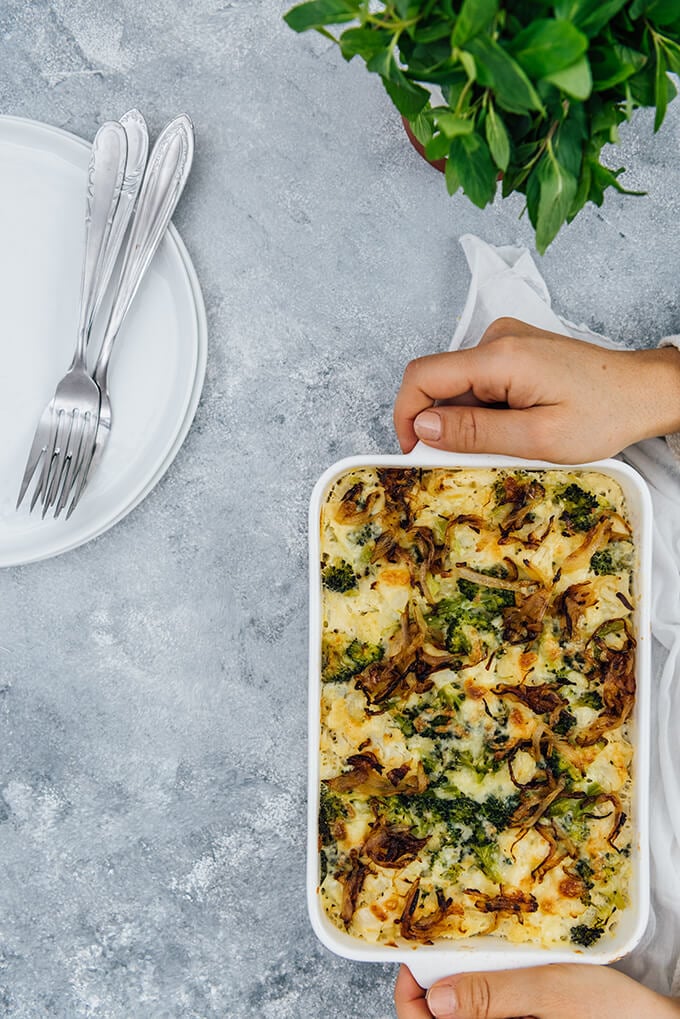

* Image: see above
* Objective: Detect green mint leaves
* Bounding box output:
[284,0,680,253]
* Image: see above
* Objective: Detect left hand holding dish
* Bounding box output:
[394,962,680,1019]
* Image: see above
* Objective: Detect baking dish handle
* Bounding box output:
[406,955,462,990]
[403,441,536,469]
[406,950,546,989]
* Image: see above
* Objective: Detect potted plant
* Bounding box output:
[284,0,680,252]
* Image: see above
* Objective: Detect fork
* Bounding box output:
[50,110,149,517]
[64,114,195,518]
[16,119,128,512]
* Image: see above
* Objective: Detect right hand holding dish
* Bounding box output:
[393,318,680,463]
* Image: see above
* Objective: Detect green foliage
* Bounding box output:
[321,636,384,682]
[556,483,601,532]
[284,0,680,252]
[322,559,357,592]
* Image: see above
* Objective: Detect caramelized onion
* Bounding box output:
[454,564,537,593]
[363,823,429,869]
[559,581,598,637]
[494,682,566,717]
[399,880,456,941]
[338,849,369,924]
[325,757,427,797]
[562,518,612,572]
[335,485,383,525]
[502,589,550,644]
[531,823,570,881]
[464,887,539,915]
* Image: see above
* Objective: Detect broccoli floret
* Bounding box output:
[319,787,346,846]
[417,789,519,838]
[347,639,382,669]
[416,789,479,829]
[590,550,614,575]
[570,923,605,947]
[473,842,502,883]
[553,709,576,736]
[480,793,520,832]
[590,542,632,576]
[575,859,594,887]
[545,750,579,787]
[435,745,504,779]
[322,560,357,592]
[457,578,479,600]
[446,624,471,656]
[578,691,603,711]
[427,584,511,653]
[350,523,381,546]
[321,637,383,683]
[557,483,600,532]
[393,714,416,738]
[458,578,515,613]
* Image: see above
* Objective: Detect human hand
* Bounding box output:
[394,318,680,463]
[394,962,680,1019]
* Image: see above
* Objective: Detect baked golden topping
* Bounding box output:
[318,467,635,948]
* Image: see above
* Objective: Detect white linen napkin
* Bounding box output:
[451,235,680,997]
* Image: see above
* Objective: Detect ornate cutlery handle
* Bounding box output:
[92,109,149,326]
[94,114,194,386]
[76,120,127,361]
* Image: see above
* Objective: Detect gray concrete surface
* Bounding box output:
[0,2,679,1016]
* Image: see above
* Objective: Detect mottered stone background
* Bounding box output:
[0,1,679,1016]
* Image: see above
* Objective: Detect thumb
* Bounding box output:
[426,966,559,1019]
[413,404,560,462]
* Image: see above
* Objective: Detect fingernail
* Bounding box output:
[414,410,441,441]
[426,984,458,1017]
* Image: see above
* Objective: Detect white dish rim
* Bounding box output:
[0,113,208,566]
[307,445,652,988]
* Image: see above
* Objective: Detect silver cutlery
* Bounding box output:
[18,110,194,520]
[16,119,128,512]
[65,113,194,518]
[51,109,149,517]
[93,110,150,325]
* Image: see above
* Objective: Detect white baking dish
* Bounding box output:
[308,444,652,989]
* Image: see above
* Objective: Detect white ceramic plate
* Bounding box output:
[0,115,207,566]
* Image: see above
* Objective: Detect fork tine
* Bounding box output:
[65,412,99,520]
[54,418,85,519]
[31,407,62,511]
[43,410,80,516]
[16,424,48,508]
[29,409,60,513]
[37,410,69,516]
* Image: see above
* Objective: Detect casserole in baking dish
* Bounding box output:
[308,448,651,987]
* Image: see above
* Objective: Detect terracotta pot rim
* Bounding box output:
[401,115,446,174]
